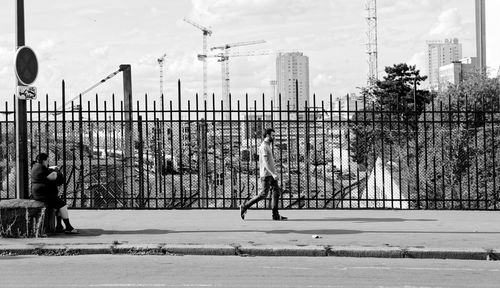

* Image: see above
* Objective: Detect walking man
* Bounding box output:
[240,128,287,221]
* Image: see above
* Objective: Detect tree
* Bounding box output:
[415,72,500,209]
[350,63,433,168]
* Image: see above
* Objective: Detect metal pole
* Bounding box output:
[15,0,29,199]
[120,64,133,206]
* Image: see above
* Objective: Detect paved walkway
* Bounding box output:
[1,210,500,259]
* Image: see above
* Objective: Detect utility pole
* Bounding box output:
[15,0,29,199]
[120,64,133,206]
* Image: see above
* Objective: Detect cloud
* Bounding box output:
[406,51,427,75]
[91,46,109,58]
[190,0,316,24]
[76,9,103,16]
[36,39,56,61]
[429,8,464,37]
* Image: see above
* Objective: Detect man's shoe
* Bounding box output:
[240,204,247,220]
[272,215,288,221]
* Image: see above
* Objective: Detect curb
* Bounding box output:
[0,244,498,260]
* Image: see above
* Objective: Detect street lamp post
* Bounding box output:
[15,0,29,199]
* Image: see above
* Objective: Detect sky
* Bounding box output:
[0,0,497,109]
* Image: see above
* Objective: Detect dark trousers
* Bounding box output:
[244,176,281,217]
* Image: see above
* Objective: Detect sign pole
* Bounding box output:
[15,0,29,199]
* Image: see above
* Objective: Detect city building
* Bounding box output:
[427,38,463,91]
[439,57,479,90]
[276,52,310,119]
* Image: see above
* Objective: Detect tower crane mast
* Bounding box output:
[184,18,212,101]
[209,40,266,113]
[366,0,378,86]
[157,53,166,97]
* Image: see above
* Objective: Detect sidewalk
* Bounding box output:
[1,210,500,260]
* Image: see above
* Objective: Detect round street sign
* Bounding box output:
[14,46,38,86]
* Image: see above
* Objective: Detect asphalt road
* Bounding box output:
[1,255,499,288]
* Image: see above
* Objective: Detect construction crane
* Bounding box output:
[203,49,272,119]
[209,40,266,112]
[366,0,378,86]
[157,53,166,97]
[183,18,212,101]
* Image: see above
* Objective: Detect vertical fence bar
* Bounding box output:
[104,100,109,207]
[448,94,454,209]
[138,115,144,208]
[354,101,360,208]
[253,101,258,208]
[112,94,118,208]
[321,100,327,208]
[465,95,471,209]
[457,97,463,209]
[169,101,174,207]
[213,94,217,208]
[78,95,84,208]
[329,96,334,208]
[440,101,445,209]
[491,97,497,210]
[312,94,318,208]
[295,83,300,208]
[178,81,184,207]
[62,81,67,200]
[188,100,193,208]
[203,99,209,208]
[95,94,101,207]
[154,101,159,209]
[430,99,437,209]
[144,96,149,208]
[120,101,126,207]
[346,97,353,208]
[237,100,242,206]
[245,94,250,207]
[305,99,310,208]
[481,96,488,208]
[221,98,225,208]
[70,100,75,207]
[195,94,200,208]
[45,94,49,157]
[5,101,10,198]
[229,94,234,208]
[87,100,92,208]
[161,94,167,208]
[473,101,480,209]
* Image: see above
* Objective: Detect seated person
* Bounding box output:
[31,153,78,234]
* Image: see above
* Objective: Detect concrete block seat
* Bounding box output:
[0,199,56,238]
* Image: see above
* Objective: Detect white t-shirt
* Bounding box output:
[259,141,277,179]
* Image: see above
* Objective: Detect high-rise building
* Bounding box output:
[276,52,310,119]
[427,38,463,91]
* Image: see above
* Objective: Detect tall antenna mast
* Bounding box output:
[366,0,378,86]
[158,53,166,96]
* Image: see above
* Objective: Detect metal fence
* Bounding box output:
[1,86,499,210]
